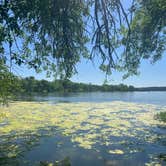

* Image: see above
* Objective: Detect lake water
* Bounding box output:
[0,92,166,166]
[23,91,166,105]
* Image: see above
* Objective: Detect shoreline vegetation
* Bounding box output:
[15,76,166,95]
[155,112,166,123]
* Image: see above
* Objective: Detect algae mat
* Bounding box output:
[0,101,166,166]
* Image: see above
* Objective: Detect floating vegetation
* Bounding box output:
[108,149,124,155]
[145,162,161,166]
[155,112,166,123]
[0,101,166,165]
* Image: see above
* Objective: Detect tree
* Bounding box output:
[0,0,164,78]
[0,59,19,104]
[0,0,166,103]
[120,0,166,78]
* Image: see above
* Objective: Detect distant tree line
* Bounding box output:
[135,87,166,91]
[13,77,166,95]
[15,76,135,94]
[1,76,166,104]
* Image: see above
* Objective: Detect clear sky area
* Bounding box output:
[13,53,166,87]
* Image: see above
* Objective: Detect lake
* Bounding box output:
[20,91,166,105]
[0,92,166,166]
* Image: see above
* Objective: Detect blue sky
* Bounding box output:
[13,53,166,87]
[71,55,166,87]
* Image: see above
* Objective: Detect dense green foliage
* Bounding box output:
[136,87,166,91]
[121,0,166,78]
[17,77,135,94]
[16,77,166,94]
[0,60,19,104]
[0,0,165,78]
[0,0,89,78]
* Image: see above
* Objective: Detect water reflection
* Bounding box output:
[16,92,166,105]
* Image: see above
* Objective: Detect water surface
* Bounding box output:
[0,92,166,166]
[26,91,166,105]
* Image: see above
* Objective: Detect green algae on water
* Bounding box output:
[0,101,165,148]
[0,101,166,165]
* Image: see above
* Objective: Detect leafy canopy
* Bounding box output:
[0,59,19,104]
[0,0,165,78]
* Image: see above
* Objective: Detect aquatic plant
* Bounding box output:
[155,112,166,123]
[0,101,166,165]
